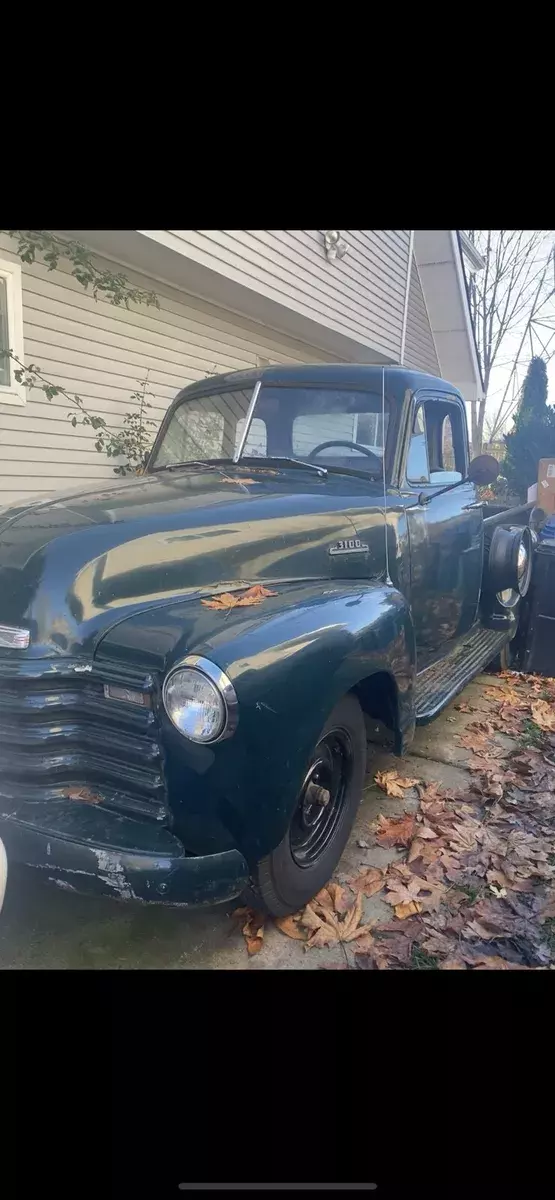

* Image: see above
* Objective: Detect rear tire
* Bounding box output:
[253,694,367,917]
[487,640,513,674]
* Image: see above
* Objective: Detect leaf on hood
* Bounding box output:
[201,584,277,610]
[219,476,257,485]
[63,786,101,805]
[374,769,420,798]
[375,812,416,847]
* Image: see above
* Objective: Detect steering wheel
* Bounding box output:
[308,439,382,466]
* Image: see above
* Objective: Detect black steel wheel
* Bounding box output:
[289,730,353,868]
[252,694,367,917]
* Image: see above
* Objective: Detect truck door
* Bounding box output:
[403,392,483,664]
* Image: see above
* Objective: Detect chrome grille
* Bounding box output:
[0,658,167,822]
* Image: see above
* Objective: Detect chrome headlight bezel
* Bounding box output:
[162,655,239,744]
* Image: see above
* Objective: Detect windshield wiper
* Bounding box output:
[152,459,224,473]
[241,456,327,478]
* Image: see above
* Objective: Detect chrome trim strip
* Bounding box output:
[163,655,239,743]
[0,624,30,649]
[233,380,262,463]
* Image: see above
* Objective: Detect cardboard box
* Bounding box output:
[538,458,555,514]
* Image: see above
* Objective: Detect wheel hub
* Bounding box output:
[290,729,353,868]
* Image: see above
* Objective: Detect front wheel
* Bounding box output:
[253,694,367,917]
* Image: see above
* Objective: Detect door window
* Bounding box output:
[407,398,466,486]
[406,406,430,483]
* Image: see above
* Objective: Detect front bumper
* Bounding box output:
[0,814,250,907]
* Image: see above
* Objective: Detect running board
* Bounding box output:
[414,627,509,725]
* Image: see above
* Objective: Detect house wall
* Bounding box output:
[161,230,412,362]
[0,233,338,506]
[403,255,440,375]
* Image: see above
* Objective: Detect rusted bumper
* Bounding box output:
[0,814,250,907]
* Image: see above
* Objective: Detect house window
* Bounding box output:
[0,258,25,405]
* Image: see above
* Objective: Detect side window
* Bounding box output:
[429,407,464,484]
[406,406,430,483]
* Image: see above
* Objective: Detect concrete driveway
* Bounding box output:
[0,674,506,970]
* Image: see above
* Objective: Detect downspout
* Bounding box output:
[399,231,414,366]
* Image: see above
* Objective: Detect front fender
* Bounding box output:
[97,581,416,862]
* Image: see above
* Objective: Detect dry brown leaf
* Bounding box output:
[471,956,529,970]
[531,700,555,732]
[440,958,467,970]
[240,908,267,955]
[219,477,256,485]
[454,701,477,713]
[341,892,364,939]
[345,921,378,942]
[313,886,335,910]
[274,914,307,940]
[407,837,443,866]
[375,769,419,798]
[306,924,339,950]
[64,786,101,805]
[375,812,416,847]
[327,882,352,913]
[350,867,385,897]
[201,584,277,610]
[395,900,423,920]
[302,903,327,932]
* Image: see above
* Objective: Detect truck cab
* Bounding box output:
[0,365,534,916]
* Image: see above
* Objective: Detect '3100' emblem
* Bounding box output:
[328,538,369,556]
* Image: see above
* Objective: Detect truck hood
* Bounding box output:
[0,467,386,658]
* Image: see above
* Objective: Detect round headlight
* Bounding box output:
[162,656,238,743]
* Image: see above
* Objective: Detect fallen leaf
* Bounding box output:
[374,770,419,798]
[440,958,467,969]
[201,584,277,610]
[375,812,416,847]
[454,702,477,713]
[240,908,267,955]
[407,837,443,866]
[531,700,555,732]
[471,956,529,970]
[350,867,385,897]
[274,914,307,940]
[394,900,423,919]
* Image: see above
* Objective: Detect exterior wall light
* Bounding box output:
[324,230,349,261]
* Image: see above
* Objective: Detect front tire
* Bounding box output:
[253,694,367,917]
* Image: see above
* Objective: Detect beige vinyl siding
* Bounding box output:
[165,230,411,361]
[403,255,440,375]
[0,233,337,505]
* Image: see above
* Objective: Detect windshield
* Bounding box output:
[150,384,389,476]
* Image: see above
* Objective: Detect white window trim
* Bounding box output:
[0,258,26,406]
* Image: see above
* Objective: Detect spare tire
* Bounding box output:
[484,525,533,597]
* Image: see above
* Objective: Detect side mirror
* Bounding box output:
[467,454,499,486]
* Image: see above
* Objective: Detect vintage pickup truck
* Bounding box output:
[0,364,536,915]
